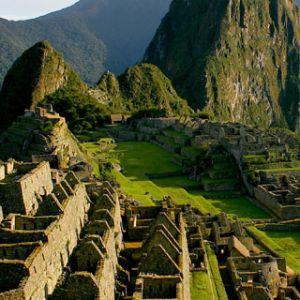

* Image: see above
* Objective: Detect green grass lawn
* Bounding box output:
[247,227,300,272]
[190,244,227,300]
[164,128,189,139]
[76,130,108,142]
[115,141,269,220]
[205,243,228,300]
[190,271,214,300]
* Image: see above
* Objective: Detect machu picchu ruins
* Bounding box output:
[0,0,299,298]
[1,106,300,299]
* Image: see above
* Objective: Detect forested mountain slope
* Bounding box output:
[0,0,171,85]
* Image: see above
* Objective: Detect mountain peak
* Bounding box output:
[145,0,300,130]
[0,41,81,131]
[96,63,191,115]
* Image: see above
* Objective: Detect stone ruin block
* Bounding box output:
[92,209,114,227]
[86,220,110,236]
[139,275,181,299]
[72,241,104,274]
[0,207,2,224]
[52,184,69,204]
[5,160,14,175]
[0,165,5,181]
[60,180,74,196]
[0,241,42,261]
[65,172,80,189]
[64,272,99,300]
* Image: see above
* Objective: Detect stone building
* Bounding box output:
[228,255,300,299]
[0,167,90,300]
[119,198,191,300]
[51,182,123,300]
[0,160,53,216]
[183,208,300,300]
[255,183,300,220]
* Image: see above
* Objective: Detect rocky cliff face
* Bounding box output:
[0,41,84,131]
[96,63,191,115]
[145,0,300,130]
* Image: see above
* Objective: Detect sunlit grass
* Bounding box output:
[247,227,300,272]
[190,271,214,300]
[115,141,269,219]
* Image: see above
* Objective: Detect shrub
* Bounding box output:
[43,85,110,133]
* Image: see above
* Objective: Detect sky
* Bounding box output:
[0,0,79,20]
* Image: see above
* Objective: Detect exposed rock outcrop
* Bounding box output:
[145,0,300,130]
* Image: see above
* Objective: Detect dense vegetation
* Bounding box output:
[97,64,191,116]
[0,41,111,133]
[145,0,300,130]
[0,41,75,131]
[0,41,193,134]
[0,0,171,85]
[43,79,110,133]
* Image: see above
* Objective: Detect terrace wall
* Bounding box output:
[254,186,300,219]
[60,182,122,300]
[25,183,89,299]
[0,162,53,216]
[0,181,90,300]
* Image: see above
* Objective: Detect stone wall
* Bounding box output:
[254,185,300,219]
[259,169,300,183]
[17,162,53,215]
[24,182,89,299]
[227,256,287,299]
[136,118,178,130]
[0,175,90,300]
[179,213,191,300]
[54,182,122,300]
[134,275,181,299]
[0,162,53,216]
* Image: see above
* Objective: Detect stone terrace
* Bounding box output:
[119,197,190,300]
[0,160,53,216]
[184,210,300,300]
[51,182,122,300]
[123,117,300,220]
[0,163,90,300]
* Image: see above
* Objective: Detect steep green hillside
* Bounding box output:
[0,41,109,133]
[96,63,191,115]
[145,0,300,130]
[0,42,190,133]
[0,41,78,130]
[0,0,171,85]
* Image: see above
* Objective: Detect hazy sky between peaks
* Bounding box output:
[0,0,79,20]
